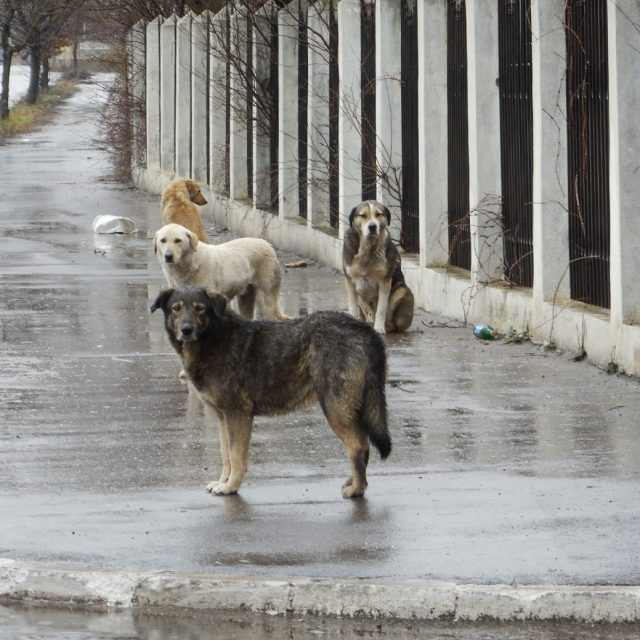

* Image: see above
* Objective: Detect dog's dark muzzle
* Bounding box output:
[367,223,378,235]
[178,321,197,342]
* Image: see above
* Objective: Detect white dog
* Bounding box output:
[154,223,289,321]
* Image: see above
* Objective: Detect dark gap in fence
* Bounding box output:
[205,19,210,185]
[361,0,376,202]
[269,11,279,212]
[400,0,420,253]
[224,11,231,196]
[566,0,610,309]
[298,6,308,219]
[329,2,339,229]
[246,17,254,199]
[498,0,534,287]
[447,0,471,270]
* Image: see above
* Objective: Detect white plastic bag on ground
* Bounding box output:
[92,215,137,234]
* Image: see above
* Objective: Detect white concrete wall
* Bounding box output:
[132,2,640,377]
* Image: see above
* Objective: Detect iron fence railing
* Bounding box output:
[269,11,279,212]
[246,17,254,200]
[400,0,420,253]
[298,6,308,219]
[566,0,610,309]
[447,0,471,270]
[498,0,534,287]
[328,3,339,229]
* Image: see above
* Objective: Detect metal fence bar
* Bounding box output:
[400,0,420,253]
[329,2,339,229]
[269,11,279,212]
[224,10,231,196]
[246,17,254,200]
[298,5,308,219]
[447,0,471,270]
[565,0,610,309]
[498,0,534,286]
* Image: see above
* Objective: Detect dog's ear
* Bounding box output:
[187,230,198,252]
[205,289,228,316]
[349,206,358,227]
[153,230,160,255]
[382,205,391,226]
[150,288,174,313]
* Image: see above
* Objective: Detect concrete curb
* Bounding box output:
[0,559,639,623]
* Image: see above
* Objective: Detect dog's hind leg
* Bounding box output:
[323,407,370,498]
[209,412,253,496]
[237,285,257,319]
[206,406,231,493]
[256,267,290,320]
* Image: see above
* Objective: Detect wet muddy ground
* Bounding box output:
[1,77,639,587]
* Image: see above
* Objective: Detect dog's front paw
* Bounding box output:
[342,483,366,499]
[179,369,188,384]
[210,482,239,496]
[206,480,221,492]
[374,324,386,335]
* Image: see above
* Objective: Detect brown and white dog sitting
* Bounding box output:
[161,177,209,244]
[342,200,414,334]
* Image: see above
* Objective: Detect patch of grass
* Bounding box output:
[0,80,78,138]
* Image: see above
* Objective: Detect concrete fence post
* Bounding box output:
[229,6,249,201]
[607,0,640,331]
[128,19,147,173]
[175,12,193,178]
[307,0,330,229]
[192,11,210,184]
[278,1,300,218]
[145,16,163,173]
[418,0,449,269]
[466,0,503,284]
[160,15,177,178]
[252,3,274,210]
[530,0,571,334]
[375,0,402,241]
[209,7,228,193]
[337,0,362,241]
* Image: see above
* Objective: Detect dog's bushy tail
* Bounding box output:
[359,334,392,459]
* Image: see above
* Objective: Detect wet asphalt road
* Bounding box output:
[1,77,640,588]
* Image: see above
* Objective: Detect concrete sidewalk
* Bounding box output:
[0,76,639,623]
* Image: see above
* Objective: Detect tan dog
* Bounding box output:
[154,223,289,321]
[342,201,414,334]
[161,177,209,243]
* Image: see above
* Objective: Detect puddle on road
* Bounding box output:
[1,604,638,640]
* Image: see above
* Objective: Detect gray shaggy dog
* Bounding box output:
[151,287,391,498]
